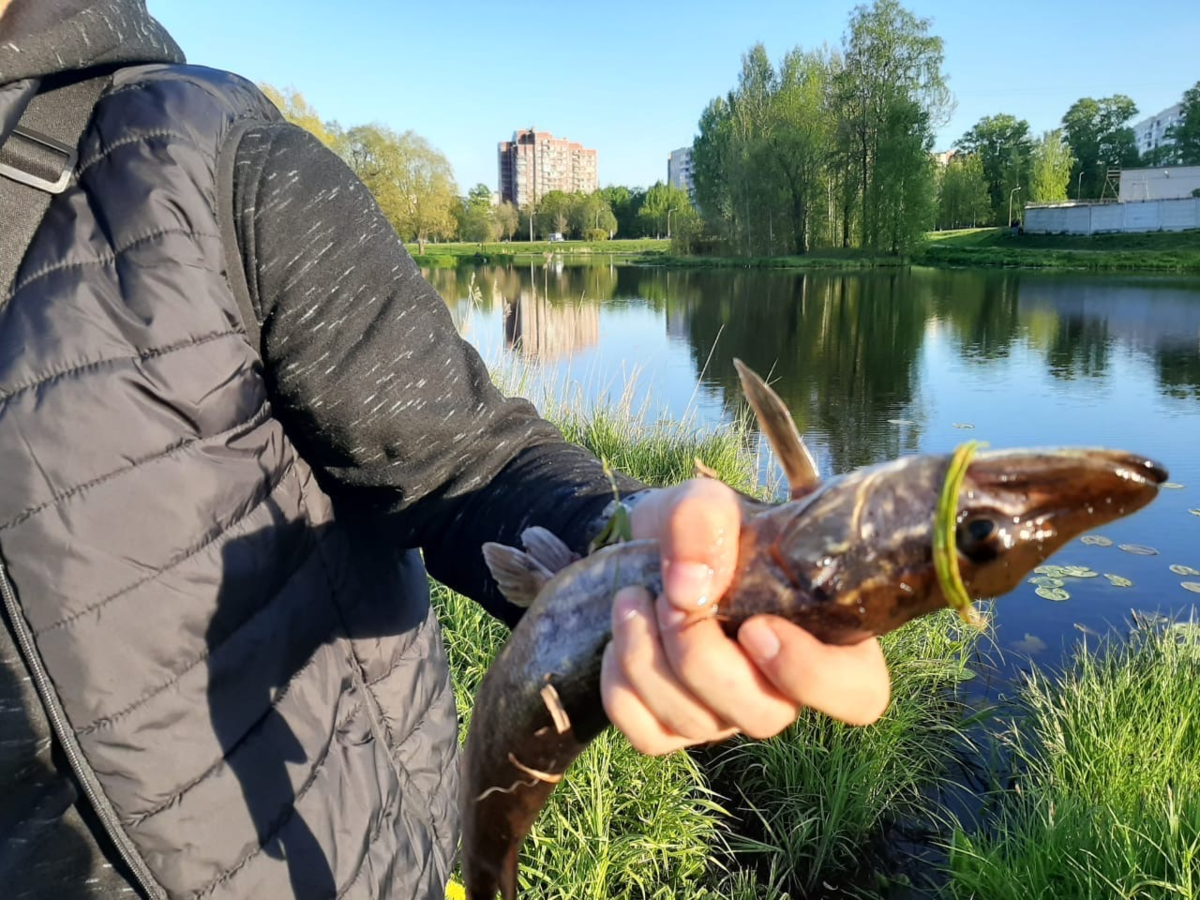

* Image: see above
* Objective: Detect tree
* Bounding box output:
[936,153,990,229]
[495,201,519,241]
[1028,129,1074,203]
[570,192,617,239]
[341,125,459,253]
[535,191,573,238]
[1165,81,1200,165]
[637,182,693,238]
[598,185,643,238]
[954,114,1033,222]
[837,0,951,249]
[459,183,497,242]
[258,83,342,150]
[1062,95,1139,199]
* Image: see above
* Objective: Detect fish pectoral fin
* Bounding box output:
[733,358,820,497]
[521,526,580,573]
[482,543,554,608]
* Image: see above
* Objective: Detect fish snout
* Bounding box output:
[957,448,1167,597]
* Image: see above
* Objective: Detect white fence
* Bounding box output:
[1024,198,1200,235]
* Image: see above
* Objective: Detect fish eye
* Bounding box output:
[956,515,1000,563]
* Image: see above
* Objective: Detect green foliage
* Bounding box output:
[945,623,1200,900]
[637,182,695,239]
[694,2,948,257]
[584,228,610,242]
[954,114,1034,222]
[1062,94,1139,199]
[1028,129,1074,203]
[713,610,982,896]
[937,153,992,229]
[341,124,459,251]
[1165,80,1200,165]
[459,183,499,243]
[494,200,519,241]
[258,83,343,150]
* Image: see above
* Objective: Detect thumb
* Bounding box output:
[630,478,742,615]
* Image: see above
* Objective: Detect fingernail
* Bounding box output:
[663,560,714,608]
[740,619,781,662]
[613,590,643,626]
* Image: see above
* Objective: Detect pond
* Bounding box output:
[424,259,1200,671]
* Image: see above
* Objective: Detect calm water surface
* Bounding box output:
[425,260,1200,671]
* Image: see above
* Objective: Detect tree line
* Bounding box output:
[689,0,1200,252]
[258,84,699,249]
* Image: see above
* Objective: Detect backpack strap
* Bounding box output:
[0,72,112,294]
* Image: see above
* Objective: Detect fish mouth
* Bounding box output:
[957,448,1167,597]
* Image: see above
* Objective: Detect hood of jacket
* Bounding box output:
[0,0,183,141]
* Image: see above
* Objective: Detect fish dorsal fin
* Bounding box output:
[521,526,580,573]
[482,543,554,608]
[733,358,820,498]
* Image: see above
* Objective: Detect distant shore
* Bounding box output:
[409,228,1200,274]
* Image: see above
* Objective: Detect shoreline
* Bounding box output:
[409,228,1200,275]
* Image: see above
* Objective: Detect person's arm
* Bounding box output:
[230,121,642,624]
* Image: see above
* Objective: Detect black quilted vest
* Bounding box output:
[0,64,459,899]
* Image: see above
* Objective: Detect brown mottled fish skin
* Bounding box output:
[461,447,1167,900]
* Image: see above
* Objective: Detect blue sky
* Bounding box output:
[149,0,1196,193]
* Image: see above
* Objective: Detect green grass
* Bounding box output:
[944,620,1200,900]
[708,609,985,897]
[408,238,669,267]
[640,251,910,270]
[916,227,1200,272]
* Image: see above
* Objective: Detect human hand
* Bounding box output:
[599,478,892,755]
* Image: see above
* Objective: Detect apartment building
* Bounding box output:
[668,146,694,195]
[498,129,599,207]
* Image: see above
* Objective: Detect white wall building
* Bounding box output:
[1133,103,1183,161]
[1119,165,1200,202]
[668,146,694,195]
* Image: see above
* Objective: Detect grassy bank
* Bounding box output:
[916,227,1200,272]
[435,392,984,897]
[408,238,669,268]
[946,621,1200,899]
[641,250,909,270]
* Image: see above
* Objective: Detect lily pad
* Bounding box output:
[1170,564,1200,577]
[1036,586,1071,602]
[1118,544,1159,556]
[1162,482,1185,490]
[1182,582,1200,594]
[1061,565,1099,578]
[1080,535,1114,546]
[952,422,975,430]
[1029,576,1066,588]
[1034,565,1069,577]
[1189,509,1200,517]
[1104,574,1133,587]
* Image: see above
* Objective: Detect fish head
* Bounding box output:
[953,448,1167,598]
[753,447,1167,643]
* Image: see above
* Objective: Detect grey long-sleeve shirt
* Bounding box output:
[230,121,640,624]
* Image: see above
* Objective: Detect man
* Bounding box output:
[0,1,890,897]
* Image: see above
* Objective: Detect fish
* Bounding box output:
[460,359,1167,900]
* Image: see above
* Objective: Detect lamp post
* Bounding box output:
[1077,171,1084,201]
[666,206,678,239]
[1008,186,1022,229]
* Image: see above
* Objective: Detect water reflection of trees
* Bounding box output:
[662,269,930,473]
[428,261,1200,458]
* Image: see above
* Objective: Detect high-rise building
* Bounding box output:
[1133,103,1185,162]
[498,129,598,207]
[668,146,694,195]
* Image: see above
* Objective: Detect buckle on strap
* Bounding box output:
[0,125,77,194]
